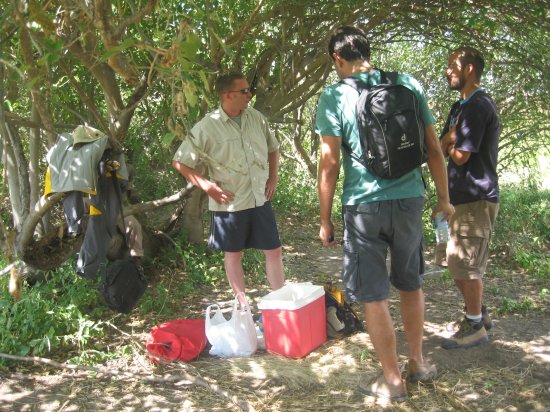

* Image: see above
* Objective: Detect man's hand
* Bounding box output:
[440,126,457,156]
[432,201,455,222]
[319,221,337,247]
[172,160,234,204]
[206,182,234,205]
[440,115,460,156]
[265,176,278,200]
[318,135,341,248]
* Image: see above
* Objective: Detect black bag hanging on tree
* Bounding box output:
[99,163,147,313]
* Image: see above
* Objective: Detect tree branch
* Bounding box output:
[15,193,65,257]
[125,183,195,216]
[225,0,267,47]
[58,62,112,142]
[115,0,158,40]
[16,14,57,146]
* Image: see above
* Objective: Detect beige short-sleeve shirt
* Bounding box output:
[173,106,279,212]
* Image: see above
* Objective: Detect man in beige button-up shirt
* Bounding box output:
[172,73,285,301]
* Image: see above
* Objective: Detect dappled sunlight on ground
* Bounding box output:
[1,211,548,411]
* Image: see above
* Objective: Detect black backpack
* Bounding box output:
[99,170,147,313]
[100,259,147,313]
[324,284,364,338]
[341,70,427,179]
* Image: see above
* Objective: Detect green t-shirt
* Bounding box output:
[315,70,435,205]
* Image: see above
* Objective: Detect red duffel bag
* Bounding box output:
[146,319,207,362]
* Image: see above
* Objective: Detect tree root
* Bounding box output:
[0,352,256,412]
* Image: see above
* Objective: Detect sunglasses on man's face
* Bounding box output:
[227,87,253,95]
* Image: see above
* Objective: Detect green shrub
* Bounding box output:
[0,261,105,359]
[179,242,225,288]
[498,296,534,315]
[157,237,226,299]
[493,184,550,277]
[242,249,268,284]
[67,345,133,366]
[138,284,173,316]
[273,163,319,213]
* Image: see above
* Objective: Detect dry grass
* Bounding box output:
[1,212,548,411]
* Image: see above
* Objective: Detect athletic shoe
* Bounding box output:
[441,317,489,349]
[481,305,493,330]
[407,359,438,382]
[358,375,408,402]
[446,305,493,332]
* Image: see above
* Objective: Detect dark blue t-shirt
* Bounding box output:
[441,90,500,205]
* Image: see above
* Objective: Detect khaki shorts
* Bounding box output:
[447,200,499,280]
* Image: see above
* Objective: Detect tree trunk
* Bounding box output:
[30,105,50,236]
[3,128,24,230]
[183,188,207,244]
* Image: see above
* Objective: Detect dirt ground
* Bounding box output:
[1,212,549,411]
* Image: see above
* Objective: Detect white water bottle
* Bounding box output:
[434,212,450,244]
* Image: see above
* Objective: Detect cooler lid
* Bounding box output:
[257,283,325,310]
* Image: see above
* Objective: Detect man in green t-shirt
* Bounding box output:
[316,26,454,402]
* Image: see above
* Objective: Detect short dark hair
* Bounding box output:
[215,72,245,97]
[453,47,485,81]
[328,26,371,62]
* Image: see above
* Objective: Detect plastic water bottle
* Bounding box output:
[434,212,450,244]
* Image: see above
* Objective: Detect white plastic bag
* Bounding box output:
[205,293,258,357]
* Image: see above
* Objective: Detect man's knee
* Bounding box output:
[263,246,282,258]
[363,299,389,311]
[224,251,243,262]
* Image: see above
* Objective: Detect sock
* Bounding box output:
[466,314,482,323]
[466,304,487,313]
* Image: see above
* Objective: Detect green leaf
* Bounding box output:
[18,345,31,356]
[100,37,137,61]
[45,52,61,65]
[209,30,233,58]
[199,71,210,92]
[183,82,198,107]
[162,131,177,147]
[179,32,202,60]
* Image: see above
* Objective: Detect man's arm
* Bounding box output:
[318,136,340,246]
[265,149,280,200]
[425,125,455,220]
[447,145,471,166]
[440,115,471,165]
[172,160,234,204]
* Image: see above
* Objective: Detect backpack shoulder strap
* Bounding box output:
[338,77,368,164]
[376,68,387,84]
[110,171,130,248]
[340,76,368,92]
[377,69,399,85]
[386,71,399,85]
[341,140,364,165]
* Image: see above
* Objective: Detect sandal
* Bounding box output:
[407,359,438,382]
[358,375,408,402]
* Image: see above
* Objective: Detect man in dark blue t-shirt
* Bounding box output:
[440,47,500,350]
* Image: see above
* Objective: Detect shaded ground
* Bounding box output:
[1,211,549,411]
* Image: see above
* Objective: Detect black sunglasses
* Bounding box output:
[227,87,253,95]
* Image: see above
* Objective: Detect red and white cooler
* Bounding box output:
[258,283,326,358]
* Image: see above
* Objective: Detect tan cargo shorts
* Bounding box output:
[447,200,499,280]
